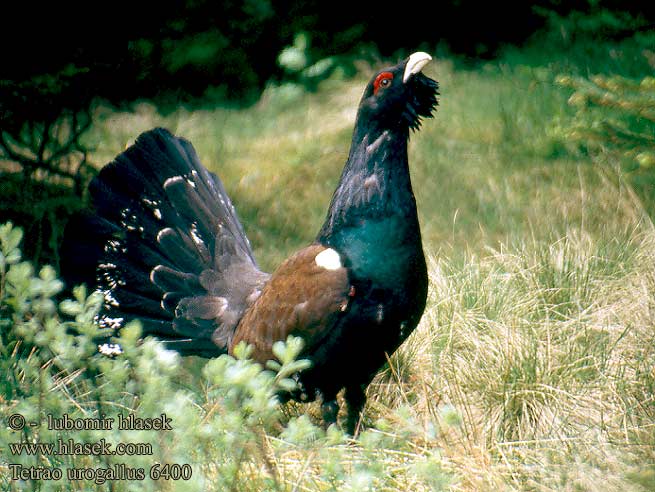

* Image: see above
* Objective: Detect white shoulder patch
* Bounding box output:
[315,248,342,270]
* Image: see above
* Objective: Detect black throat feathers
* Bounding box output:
[317,125,418,241]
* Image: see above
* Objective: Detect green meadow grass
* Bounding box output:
[77,39,655,490]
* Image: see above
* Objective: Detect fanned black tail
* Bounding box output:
[62,128,268,356]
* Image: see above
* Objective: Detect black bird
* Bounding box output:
[62,52,438,434]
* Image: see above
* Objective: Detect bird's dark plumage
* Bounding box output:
[62,52,438,433]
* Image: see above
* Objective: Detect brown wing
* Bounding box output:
[230,244,352,363]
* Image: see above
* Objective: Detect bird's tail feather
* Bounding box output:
[62,128,266,356]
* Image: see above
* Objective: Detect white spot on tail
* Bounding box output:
[142,198,163,221]
[376,304,384,324]
[150,265,164,284]
[164,176,184,188]
[104,239,124,254]
[188,170,199,188]
[98,343,123,356]
[165,172,198,189]
[315,248,342,270]
[190,222,204,248]
[96,313,123,329]
[95,288,120,308]
[157,228,174,243]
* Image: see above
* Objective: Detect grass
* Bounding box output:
[71,31,655,490]
[397,227,655,489]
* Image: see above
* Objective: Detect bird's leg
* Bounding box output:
[321,397,339,429]
[344,385,366,436]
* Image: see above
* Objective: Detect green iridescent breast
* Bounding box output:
[331,215,422,288]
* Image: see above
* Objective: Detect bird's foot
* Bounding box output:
[321,399,339,429]
[345,386,366,437]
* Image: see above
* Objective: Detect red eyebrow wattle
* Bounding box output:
[373,72,394,95]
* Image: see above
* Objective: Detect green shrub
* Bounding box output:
[0,222,450,491]
[555,73,655,170]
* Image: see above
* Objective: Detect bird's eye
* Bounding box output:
[373,72,394,95]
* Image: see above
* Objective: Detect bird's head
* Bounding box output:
[356,52,439,135]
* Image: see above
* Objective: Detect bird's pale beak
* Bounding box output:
[403,52,432,83]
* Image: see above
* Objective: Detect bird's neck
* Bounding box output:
[317,126,417,241]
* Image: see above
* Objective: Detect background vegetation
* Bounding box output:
[2,2,655,490]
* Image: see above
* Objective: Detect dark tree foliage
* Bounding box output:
[4,1,653,113]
